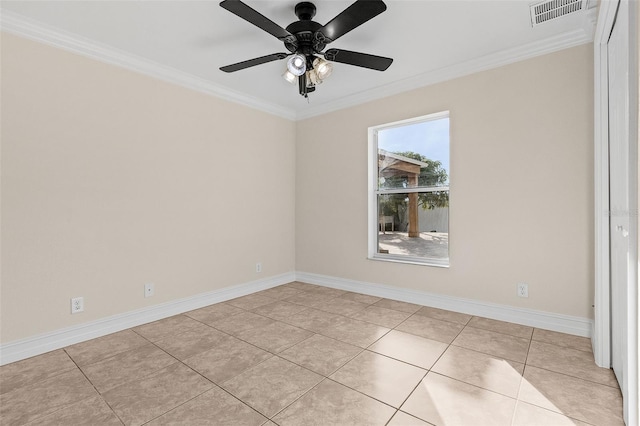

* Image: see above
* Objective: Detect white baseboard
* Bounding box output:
[1,270,593,366]
[0,273,294,366]
[295,271,593,338]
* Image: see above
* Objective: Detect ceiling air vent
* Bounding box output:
[530,0,584,27]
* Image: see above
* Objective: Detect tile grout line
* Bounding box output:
[317,376,411,418]
[266,376,330,423]
[62,348,127,426]
[0,352,77,398]
[75,323,216,425]
[464,323,534,340]
[256,285,535,421]
[1,283,618,425]
[394,367,430,410]
[187,297,355,421]
[140,325,275,425]
[104,342,204,425]
[276,336,366,378]
[300,301,464,421]
[229,289,405,423]
[521,362,622,389]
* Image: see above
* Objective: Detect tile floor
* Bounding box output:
[0,282,624,426]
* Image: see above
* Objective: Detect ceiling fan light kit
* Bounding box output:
[219,0,393,99]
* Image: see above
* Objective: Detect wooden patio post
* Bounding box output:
[408,174,419,237]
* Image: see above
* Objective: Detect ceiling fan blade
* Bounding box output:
[324,48,393,71]
[220,52,289,73]
[220,0,295,43]
[318,0,387,43]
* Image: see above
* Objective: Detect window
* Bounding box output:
[368,112,450,266]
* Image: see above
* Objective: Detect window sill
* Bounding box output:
[368,254,450,268]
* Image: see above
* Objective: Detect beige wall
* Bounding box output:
[1,32,595,345]
[1,33,296,343]
[296,44,594,319]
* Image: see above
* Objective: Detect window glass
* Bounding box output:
[370,113,450,266]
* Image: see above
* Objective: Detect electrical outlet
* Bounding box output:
[256,262,262,273]
[144,283,155,298]
[517,283,529,298]
[71,297,84,314]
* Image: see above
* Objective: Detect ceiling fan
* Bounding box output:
[219,0,393,98]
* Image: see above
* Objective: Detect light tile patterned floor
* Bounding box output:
[0,282,624,425]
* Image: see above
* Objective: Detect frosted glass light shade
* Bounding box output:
[282,70,297,84]
[287,54,306,76]
[313,57,333,80]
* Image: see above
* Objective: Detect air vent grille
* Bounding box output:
[530,0,584,27]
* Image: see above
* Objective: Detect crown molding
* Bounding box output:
[0,10,297,121]
[295,25,595,120]
[2,9,594,122]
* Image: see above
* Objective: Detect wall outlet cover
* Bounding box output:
[71,297,84,314]
[145,283,155,298]
[517,283,529,298]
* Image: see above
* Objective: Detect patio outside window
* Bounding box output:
[368,112,450,266]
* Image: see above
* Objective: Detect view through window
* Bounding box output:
[369,112,450,266]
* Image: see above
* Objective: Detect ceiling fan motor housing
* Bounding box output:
[285,3,326,54]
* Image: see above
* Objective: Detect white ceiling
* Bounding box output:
[1,0,597,120]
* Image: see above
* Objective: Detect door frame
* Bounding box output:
[593,0,638,424]
[593,0,616,370]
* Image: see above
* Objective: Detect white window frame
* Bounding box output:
[367,111,450,267]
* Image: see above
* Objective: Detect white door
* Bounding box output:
[607,0,631,412]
